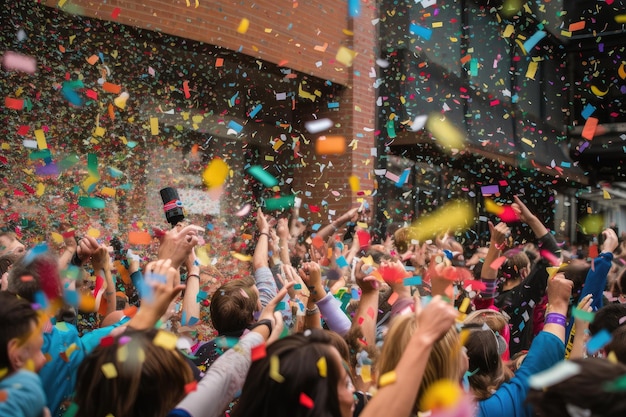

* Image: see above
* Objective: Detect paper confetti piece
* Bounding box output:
[102,82,122,94]
[420,379,463,411]
[153,330,178,350]
[128,231,152,245]
[305,118,333,133]
[335,46,357,67]
[529,360,581,389]
[317,357,327,377]
[203,158,230,189]
[315,136,346,155]
[237,18,250,34]
[587,329,612,355]
[231,252,253,262]
[348,175,360,192]
[409,23,433,40]
[522,30,546,52]
[299,392,314,409]
[150,117,159,135]
[78,196,105,209]
[360,364,372,383]
[387,292,399,305]
[571,308,595,323]
[265,195,295,211]
[5,97,24,110]
[101,362,118,379]
[409,201,475,242]
[251,343,267,361]
[581,117,598,140]
[269,355,285,383]
[378,370,397,387]
[425,113,465,151]
[1,51,37,74]
[247,165,278,187]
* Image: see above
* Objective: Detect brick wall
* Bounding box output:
[43,0,379,224]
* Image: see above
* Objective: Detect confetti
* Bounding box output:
[269,355,285,383]
[101,362,118,379]
[529,361,581,389]
[378,371,397,387]
[316,357,327,377]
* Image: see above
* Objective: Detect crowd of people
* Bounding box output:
[1,195,626,417]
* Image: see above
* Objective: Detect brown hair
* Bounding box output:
[210,278,258,334]
[75,328,194,417]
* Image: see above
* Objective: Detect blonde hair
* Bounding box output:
[377,313,462,412]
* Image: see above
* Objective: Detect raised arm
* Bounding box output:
[360,296,458,417]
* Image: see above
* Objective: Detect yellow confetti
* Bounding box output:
[231,252,252,262]
[94,126,106,137]
[425,113,465,151]
[526,61,538,79]
[203,158,230,189]
[101,362,118,379]
[269,355,285,383]
[335,46,357,67]
[51,232,64,244]
[117,344,128,363]
[360,364,372,383]
[459,297,471,314]
[150,117,159,135]
[378,370,397,387]
[36,183,45,197]
[0,368,7,379]
[317,357,327,377]
[87,228,101,238]
[35,129,47,150]
[153,330,178,350]
[420,379,463,411]
[348,175,360,192]
[603,190,611,200]
[409,200,475,242]
[100,187,116,197]
[237,18,250,34]
[196,245,211,266]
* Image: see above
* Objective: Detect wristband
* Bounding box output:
[494,242,506,251]
[259,232,270,239]
[187,274,200,281]
[249,318,273,334]
[545,312,567,327]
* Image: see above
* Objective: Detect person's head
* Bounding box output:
[464,309,510,359]
[210,277,259,335]
[0,232,26,257]
[231,329,355,417]
[589,303,626,336]
[603,325,626,364]
[500,249,530,283]
[393,227,412,254]
[74,328,194,417]
[377,313,465,413]
[7,253,62,303]
[0,292,46,374]
[464,328,511,400]
[527,358,626,417]
[0,252,21,291]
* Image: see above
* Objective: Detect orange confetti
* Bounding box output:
[102,82,122,94]
[315,136,346,154]
[86,55,99,65]
[582,117,599,140]
[128,231,153,245]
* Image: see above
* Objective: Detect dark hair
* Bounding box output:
[210,278,258,334]
[231,330,343,417]
[0,292,39,370]
[465,329,510,400]
[589,303,626,336]
[559,260,591,303]
[527,358,626,417]
[75,328,194,417]
[604,325,626,364]
[0,252,21,276]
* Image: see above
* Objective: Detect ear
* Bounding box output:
[7,338,24,371]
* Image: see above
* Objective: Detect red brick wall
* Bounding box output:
[45,0,350,86]
[43,0,379,222]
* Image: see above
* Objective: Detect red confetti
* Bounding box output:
[184,381,198,394]
[17,125,30,135]
[111,7,121,18]
[251,343,267,361]
[299,392,314,409]
[100,335,115,347]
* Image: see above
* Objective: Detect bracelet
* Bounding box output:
[259,232,270,239]
[545,312,567,327]
[249,318,273,334]
[306,305,319,316]
[187,274,200,280]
